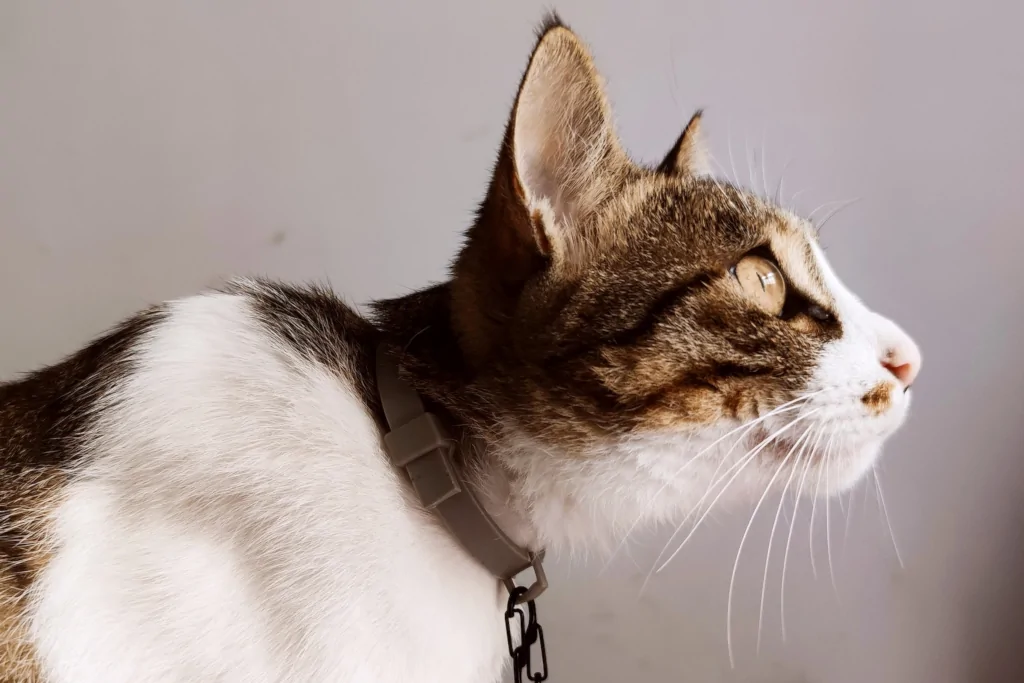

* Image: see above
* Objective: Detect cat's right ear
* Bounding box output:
[657,110,712,177]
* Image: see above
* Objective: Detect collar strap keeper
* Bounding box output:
[375,345,547,603]
[384,412,461,509]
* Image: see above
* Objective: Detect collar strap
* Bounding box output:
[375,345,547,603]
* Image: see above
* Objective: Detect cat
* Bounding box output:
[0,13,920,683]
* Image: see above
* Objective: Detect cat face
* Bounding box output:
[448,17,919,523]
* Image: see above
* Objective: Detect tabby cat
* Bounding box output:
[0,14,920,683]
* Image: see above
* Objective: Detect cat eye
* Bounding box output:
[732,255,786,316]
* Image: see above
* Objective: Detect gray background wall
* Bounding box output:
[2,1,1022,681]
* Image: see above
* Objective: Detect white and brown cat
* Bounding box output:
[0,15,920,683]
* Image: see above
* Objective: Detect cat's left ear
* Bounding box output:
[506,18,629,263]
[657,110,712,177]
[450,17,630,366]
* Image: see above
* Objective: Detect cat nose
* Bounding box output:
[878,323,921,390]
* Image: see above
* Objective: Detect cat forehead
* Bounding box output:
[768,212,835,308]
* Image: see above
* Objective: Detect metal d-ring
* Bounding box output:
[503,552,547,604]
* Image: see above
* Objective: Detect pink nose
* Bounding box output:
[880,324,921,390]
[883,359,917,387]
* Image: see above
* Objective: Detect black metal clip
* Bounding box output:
[505,586,548,683]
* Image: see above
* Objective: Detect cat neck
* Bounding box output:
[369,283,488,426]
[369,284,546,552]
[369,284,657,556]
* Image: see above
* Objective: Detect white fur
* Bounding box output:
[799,240,920,491]
[30,292,510,683]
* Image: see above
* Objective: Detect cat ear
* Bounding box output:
[657,110,712,177]
[504,16,627,262]
[452,17,627,365]
[512,18,622,232]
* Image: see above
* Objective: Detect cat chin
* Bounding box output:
[808,440,884,497]
[745,434,886,501]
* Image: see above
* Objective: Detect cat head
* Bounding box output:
[439,16,921,547]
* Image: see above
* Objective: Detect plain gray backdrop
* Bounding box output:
[2,1,1022,681]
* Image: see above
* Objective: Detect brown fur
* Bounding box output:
[861,382,894,415]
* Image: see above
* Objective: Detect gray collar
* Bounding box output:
[375,345,547,603]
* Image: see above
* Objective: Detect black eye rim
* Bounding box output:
[805,302,836,323]
[730,248,837,325]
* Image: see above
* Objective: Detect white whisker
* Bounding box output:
[843,482,857,553]
[757,424,814,652]
[815,198,862,233]
[781,425,820,641]
[728,408,821,667]
[708,169,741,212]
[824,429,838,595]
[759,129,769,199]
[613,393,821,577]
[807,425,828,578]
[873,468,904,569]
[807,198,851,222]
[642,447,749,592]
[654,407,822,577]
[727,125,740,187]
[774,157,793,205]
[861,467,874,527]
[746,136,756,193]
[788,188,807,213]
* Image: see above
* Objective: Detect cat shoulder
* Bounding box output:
[125,279,383,425]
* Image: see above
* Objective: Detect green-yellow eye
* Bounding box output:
[733,255,786,316]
